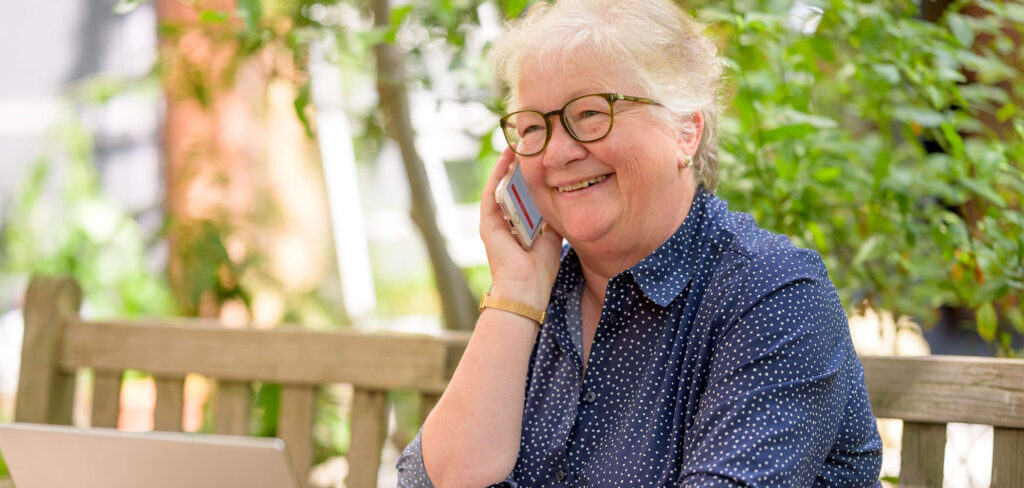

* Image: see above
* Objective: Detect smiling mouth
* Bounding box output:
[558,175,608,193]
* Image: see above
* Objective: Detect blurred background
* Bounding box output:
[0,0,1021,486]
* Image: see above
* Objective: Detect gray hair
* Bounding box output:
[490,0,723,191]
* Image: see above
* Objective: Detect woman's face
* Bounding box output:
[513,58,697,256]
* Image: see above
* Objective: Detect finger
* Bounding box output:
[538,221,563,249]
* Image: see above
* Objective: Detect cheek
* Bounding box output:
[519,163,551,204]
[519,161,543,188]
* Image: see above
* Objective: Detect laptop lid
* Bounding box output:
[0,423,302,488]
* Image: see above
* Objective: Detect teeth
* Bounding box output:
[558,175,607,193]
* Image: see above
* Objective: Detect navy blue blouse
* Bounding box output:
[398,187,882,487]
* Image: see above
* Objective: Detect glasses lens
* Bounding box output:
[503,111,547,156]
[564,95,612,142]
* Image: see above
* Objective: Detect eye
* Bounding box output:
[520,124,545,136]
[576,109,608,119]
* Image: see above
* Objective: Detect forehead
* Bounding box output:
[513,54,645,111]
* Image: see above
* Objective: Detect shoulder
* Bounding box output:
[699,193,837,318]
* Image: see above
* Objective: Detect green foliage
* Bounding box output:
[693,0,1023,353]
[0,117,175,318]
[313,386,350,462]
[250,383,281,437]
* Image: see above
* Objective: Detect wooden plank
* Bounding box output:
[61,319,469,392]
[91,371,122,428]
[420,392,440,424]
[153,376,185,432]
[347,388,389,488]
[278,384,316,487]
[899,421,946,488]
[862,355,1024,428]
[15,276,82,424]
[214,380,250,436]
[992,427,1024,488]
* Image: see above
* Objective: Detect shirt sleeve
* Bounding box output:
[678,255,881,487]
[397,429,520,488]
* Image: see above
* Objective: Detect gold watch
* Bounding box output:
[479,291,545,325]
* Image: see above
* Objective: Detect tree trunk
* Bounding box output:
[370,0,479,331]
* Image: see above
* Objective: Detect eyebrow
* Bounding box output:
[516,88,606,112]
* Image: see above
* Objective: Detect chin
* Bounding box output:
[559,218,615,246]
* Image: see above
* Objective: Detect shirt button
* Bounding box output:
[583,390,597,403]
[555,469,567,482]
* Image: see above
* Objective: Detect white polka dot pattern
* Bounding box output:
[398,187,883,487]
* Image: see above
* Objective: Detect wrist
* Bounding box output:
[479,291,546,326]
[487,283,550,313]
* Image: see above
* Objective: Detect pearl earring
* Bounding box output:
[681,154,694,168]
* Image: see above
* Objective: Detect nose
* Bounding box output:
[541,116,587,168]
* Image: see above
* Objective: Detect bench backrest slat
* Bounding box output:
[899,421,946,488]
[992,427,1024,488]
[91,371,122,429]
[278,384,316,482]
[61,319,467,392]
[213,380,250,436]
[153,376,186,432]
[861,355,1024,428]
[348,388,389,488]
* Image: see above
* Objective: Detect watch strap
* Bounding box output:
[479,291,546,325]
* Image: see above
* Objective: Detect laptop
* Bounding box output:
[0,423,302,488]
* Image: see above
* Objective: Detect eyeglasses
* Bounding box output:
[499,93,662,157]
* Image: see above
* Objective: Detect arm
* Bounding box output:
[398,427,519,487]
[679,256,880,487]
[419,149,563,488]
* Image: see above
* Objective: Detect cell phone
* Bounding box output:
[495,160,544,250]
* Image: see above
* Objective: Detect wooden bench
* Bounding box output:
[9,275,1024,487]
[12,275,468,488]
[862,355,1024,487]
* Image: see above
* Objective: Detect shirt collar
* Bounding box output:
[626,185,710,307]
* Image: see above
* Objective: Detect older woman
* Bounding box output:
[398,0,882,486]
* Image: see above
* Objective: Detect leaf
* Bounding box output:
[960,178,1007,208]
[812,166,842,183]
[293,82,314,139]
[996,103,1017,123]
[761,123,817,143]
[1006,306,1024,334]
[390,4,414,27]
[504,0,531,19]
[893,106,945,128]
[237,0,262,33]
[947,13,974,47]
[199,10,229,24]
[871,63,900,84]
[940,123,965,158]
[976,302,997,341]
[853,235,882,267]
[807,222,828,252]
[112,0,148,14]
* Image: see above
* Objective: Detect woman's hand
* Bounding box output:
[479,148,564,311]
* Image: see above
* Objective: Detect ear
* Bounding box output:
[676,111,705,168]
